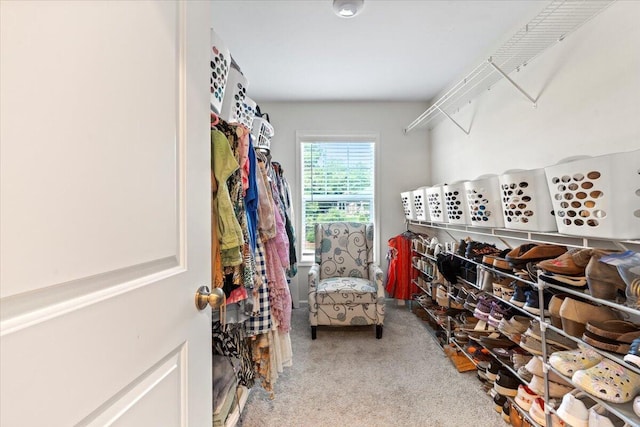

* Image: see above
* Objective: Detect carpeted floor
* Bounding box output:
[237,300,504,427]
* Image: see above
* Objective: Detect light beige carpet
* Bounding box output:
[237,300,504,427]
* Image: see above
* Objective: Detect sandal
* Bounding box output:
[572,358,640,403]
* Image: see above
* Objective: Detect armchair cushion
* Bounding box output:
[316,277,378,304]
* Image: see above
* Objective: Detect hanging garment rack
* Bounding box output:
[404,0,614,135]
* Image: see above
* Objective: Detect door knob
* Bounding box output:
[195,286,225,310]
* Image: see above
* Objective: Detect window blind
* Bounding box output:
[301,141,375,256]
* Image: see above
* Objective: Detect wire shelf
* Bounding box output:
[405,0,614,133]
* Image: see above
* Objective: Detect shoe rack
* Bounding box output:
[410,244,453,351]
[407,220,640,427]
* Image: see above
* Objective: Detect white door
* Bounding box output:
[0,1,212,425]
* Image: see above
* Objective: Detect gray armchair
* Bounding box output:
[308,222,385,339]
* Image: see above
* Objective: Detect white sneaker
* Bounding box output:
[556,392,588,427]
[588,405,615,427]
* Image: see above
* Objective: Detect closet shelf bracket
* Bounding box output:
[436,106,470,136]
[487,57,537,108]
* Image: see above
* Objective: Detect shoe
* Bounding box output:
[524,320,576,350]
[493,257,513,273]
[494,369,522,397]
[494,393,507,412]
[506,243,568,269]
[588,405,616,427]
[548,293,570,329]
[529,398,565,427]
[556,392,588,427]
[466,241,501,262]
[473,295,493,321]
[510,402,525,427]
[528,374,573,399]
[548,345,603,377]
[519,334,564,356]
[510,282,530,308]
[634,396,640,417]
[524,356,573,385]
[572,358,640,403]
[585,250,626,300]
[514,384,538,412]
[498,315,530,340]
[517,365,533,383]
[624,337,640,368]
[585,319,640,343]
[537,248,594,276]
[539,272,587,288]
[511,353,533,370]
[463,290,479,312]
[523,289,551,316]
[584,320,640,356]
[488,301,512,328]
[502,400,511,423]
[486,361,501,383]
[501,282,516,302]
[558,297,620,338]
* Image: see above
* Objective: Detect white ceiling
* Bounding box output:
[211,0,550,102]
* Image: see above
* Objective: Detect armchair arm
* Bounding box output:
[369,263,385,300]
[308,263,320,291]
[308,263,320,325]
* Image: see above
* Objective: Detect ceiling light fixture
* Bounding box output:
[333,0,364,18]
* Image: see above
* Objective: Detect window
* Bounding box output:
[299,137,376,259]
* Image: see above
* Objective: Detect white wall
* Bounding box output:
[429,0,640,184]
[258,101,430,304]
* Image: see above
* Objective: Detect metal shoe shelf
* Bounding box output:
[412,279,452,350]
[408,222,640,426]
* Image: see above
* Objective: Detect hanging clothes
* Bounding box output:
[212,321,254,388]
[211,129,243,267]
[385,232,418,300]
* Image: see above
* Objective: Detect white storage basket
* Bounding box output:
[425,185,447,223]
[464,175,504,228]
[239,96,257,130]
[412,187,430,221]
[442,181,470,225]
[219,67,249,124]
[401,191,415,220]
[499,168,557,232]
[544,150,640,239]
[210,29,231,115]
[251,117,274,152]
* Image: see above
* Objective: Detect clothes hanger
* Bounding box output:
[211,112,220,128]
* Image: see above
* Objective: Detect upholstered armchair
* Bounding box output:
[308,222,385,339]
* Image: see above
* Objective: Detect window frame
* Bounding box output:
[295,131,380,265]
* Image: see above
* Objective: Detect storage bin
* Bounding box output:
[210,29,231,116]
[401,191,415,220]
[219,67,249,124]
[412,187,430,221]
[544,149,640,239]
[251,117,274,152]
[238,96,257,130]
[499,168,557,232]
[464,175,504,228]
[425,185,447,223]
[442,181,470,225]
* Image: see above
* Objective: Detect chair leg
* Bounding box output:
[376,325,383,339]
[311,326,317,340]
